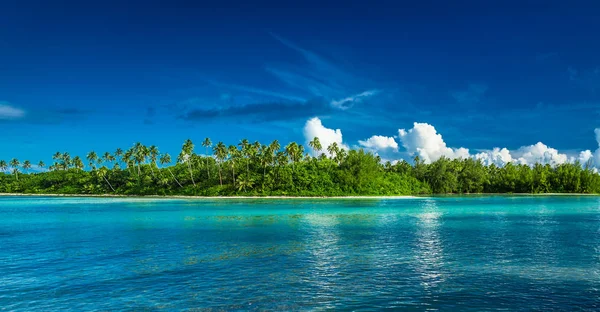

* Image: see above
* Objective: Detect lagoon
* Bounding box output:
[1,196,600,310]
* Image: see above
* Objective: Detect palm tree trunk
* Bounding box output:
[187,162,196,187]
[149,163,156,178]
[218,163,223,186]
[231,162,235,186]
[103,176,116,192]
[168,168,183,187]
[206,148,210,179]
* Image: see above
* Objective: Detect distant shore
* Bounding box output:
[0,193,418,199]
[0,193,598,199]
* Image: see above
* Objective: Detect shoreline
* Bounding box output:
[0,193,598,200]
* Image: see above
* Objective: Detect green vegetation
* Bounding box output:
[1,138,600,196]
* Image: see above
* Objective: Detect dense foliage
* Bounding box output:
[1,138,600,196]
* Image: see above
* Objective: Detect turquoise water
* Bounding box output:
[1,196,600,311]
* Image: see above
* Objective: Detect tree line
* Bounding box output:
[1,137,599,196]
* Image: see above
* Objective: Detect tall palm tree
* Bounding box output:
[202,137,212,179]
[148,145,159,178]
[22,160,31,174]
[213,142,227,186]
[133,142,146,177]
[309,137,322,157]
[73,156,84,171]
[327,142,339,159]
[259,145,272,189]
[180,139,196,186]
[102,152,115,168]
[238,139,250,182]
[0,160,7,173]
[160,153,182,187]
[38,161,45,170]
[123,149,134,173]
[285,142,302,170]
[52,152,61,164]
[61,152,71,170]
[87,151,98,170]
[228,145,239,186]
[9,158,19,180]
[114,148,124,167]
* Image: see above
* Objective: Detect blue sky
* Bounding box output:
[1,0,600,164]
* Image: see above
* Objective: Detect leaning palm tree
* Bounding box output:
[97,167,116,192]
[87,151,98,170]
[202,137,212,179]
[38,161,45,170]
[213,142,227,186]
[22,160,31,174]
[159,153,182,187]
[9,158,20,180]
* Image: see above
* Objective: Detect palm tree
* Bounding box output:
[61,152,71,170]
[259,145,272,189]
[9,158,19,180]
[228,145,239,186]
[148,145,159,178]
[160,153,182,187]
[38,161,45,170]
[214,142,227,186]
[180,139,196,186]
[97,167,116,192]
[102,152,115,168]
[309,137,322,157]
[335,148,347,165]
[133,142,146,177]
[0,160,7,173]
[237,175,254,192]
[87,151,98,170]
[285,142,303,170]
[22,160,31,174]
[327,142,339,159]
[114,148,124,167]
[52,152,61,164]
[202,137,212,179]
[73,156,84,171]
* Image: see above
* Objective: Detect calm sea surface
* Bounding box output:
[1,196,600,311]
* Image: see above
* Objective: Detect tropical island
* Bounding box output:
[1,138,599,196]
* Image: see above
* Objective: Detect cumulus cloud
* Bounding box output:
[475,148,513,167]
[330,90,380,110]
[513,142,569,166]
[358,135,398,152]
[0,102,25,119]
[303,117,348,155]
[397,122,470,163]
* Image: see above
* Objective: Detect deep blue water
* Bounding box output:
[1,196,600,311]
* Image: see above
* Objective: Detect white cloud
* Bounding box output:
[475,148,513,167]
[358,135,398,151]
[0,102,25,119]
[303,117,347,155]
[397,122,470,163]
[330,90,379,110]
[514,142,569,166]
